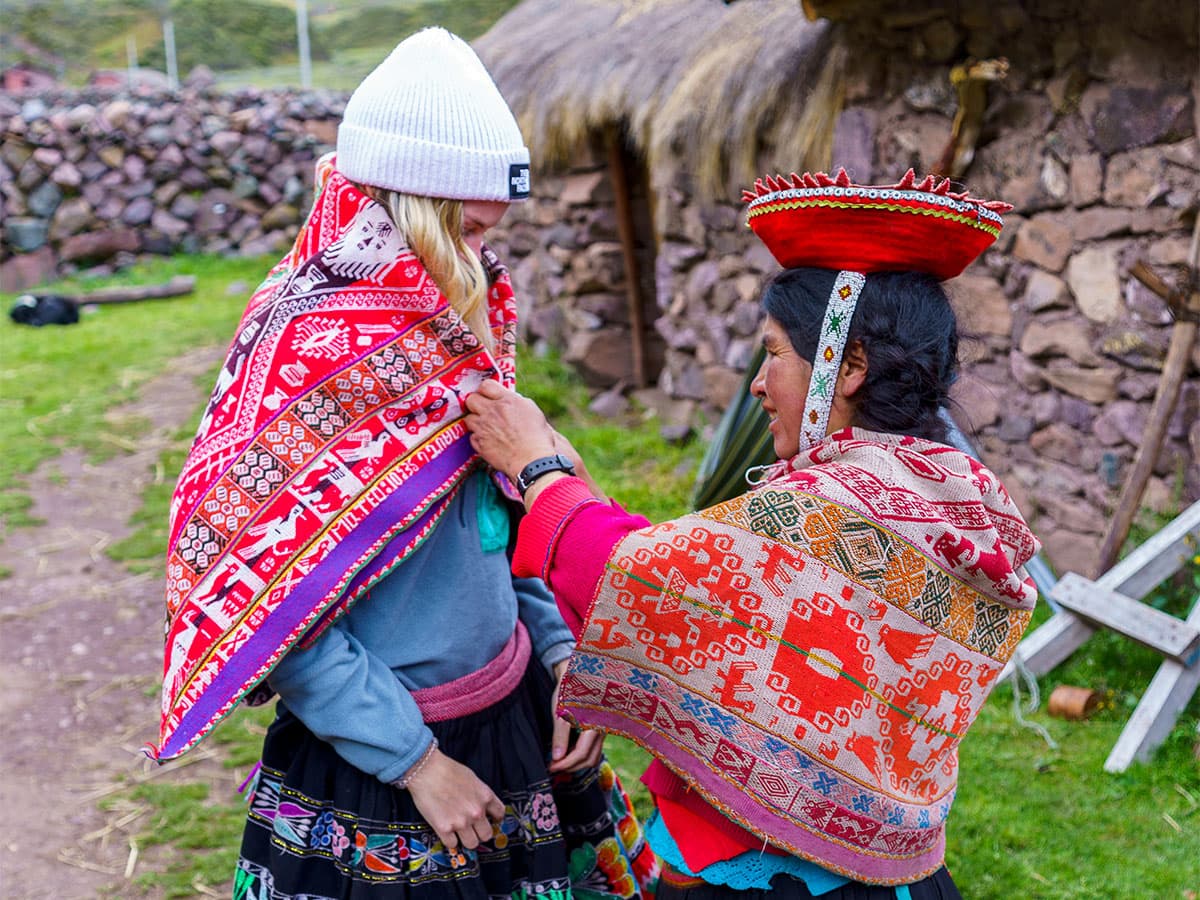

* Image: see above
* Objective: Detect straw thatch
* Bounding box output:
[476,0,843,201]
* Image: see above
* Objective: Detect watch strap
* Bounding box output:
[516,453,576,496]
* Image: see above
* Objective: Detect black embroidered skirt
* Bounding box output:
[235,658,657,900]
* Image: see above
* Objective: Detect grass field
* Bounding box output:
[2,256,1198,898]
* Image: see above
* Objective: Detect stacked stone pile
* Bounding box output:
[0,86,343,290]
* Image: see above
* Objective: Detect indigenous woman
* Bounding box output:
[465,170,1040,899]
[149,29,655,900]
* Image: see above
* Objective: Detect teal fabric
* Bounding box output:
[476,471,511,553]
[645,810,850,894]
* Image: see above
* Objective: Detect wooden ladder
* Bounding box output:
[1001,501,1200,772]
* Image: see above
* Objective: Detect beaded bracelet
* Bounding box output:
[390,739,439,790]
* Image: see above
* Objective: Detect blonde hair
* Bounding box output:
[367,187,492,351]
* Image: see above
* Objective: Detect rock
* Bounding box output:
[1039,492,1104,534]
[1103,147,1164,207]
[1071,207,1130,241]
[951,274,1012,336]
[1093,400,1148,447]
[1065,246,1122,322]
[1024,269,1072,311]
[1019,317,1102,365]
[1069,154,1103,207]
[260,202,299,231]
[1031,391,1060,427]
[831,107,875,183]
[121,196,155,226]
[59,228,140,263]
[1030,422,1084,464]
[1058,396,1098,431]
[948,374,1002,430]
[6,217,49,252]
[1083,83,1194,154]
[560,171,610,206]
[1041,527,1102,578]
[564,326,636,387]
[50,197,93,238]
[685,260,720,303]
[703,365,744,410]
[26,180,62,218]
[1009,351,1048,391]
[997,414,1035,444]
[1040,361,1122,404]
[169,194,201,220]
[1147,236,1193,267]
[1013,214,1072,272]
[50,162,81,190]
[1100,327,1169,371]
[96,144,124,168]
[150,209,190,241]
[0,245,56,292]
[31,147,63,170]
[1040,155,1070,202]
[209,130,242,157]
[1168,382,1199,441]
[588,385,630,419]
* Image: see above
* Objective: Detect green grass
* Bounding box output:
[3,257,1199,897]
[0,254,271,535]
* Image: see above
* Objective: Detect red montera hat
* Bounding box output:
[743,169,1012,281]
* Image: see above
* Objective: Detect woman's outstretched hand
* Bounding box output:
[405,749,506,852]
[463,381,557,480]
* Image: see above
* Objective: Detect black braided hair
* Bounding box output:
[761,267,958,443]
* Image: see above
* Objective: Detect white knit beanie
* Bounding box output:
[336,27,531,202]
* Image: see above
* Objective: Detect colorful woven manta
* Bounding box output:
[150,154,518,761]
[559,430,1038,885]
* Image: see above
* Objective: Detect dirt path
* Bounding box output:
[0,347,241,899]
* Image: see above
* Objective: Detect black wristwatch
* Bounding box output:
[516,453,577,496]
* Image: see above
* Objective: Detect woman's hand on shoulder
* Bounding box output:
[404,749,505,852]
[464,381,557,480]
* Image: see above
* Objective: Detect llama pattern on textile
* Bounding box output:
[558,429,1038,886]
[151,153,519,762]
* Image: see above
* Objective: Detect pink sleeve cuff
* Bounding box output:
[513,477,651,639]
[512,477,598,580]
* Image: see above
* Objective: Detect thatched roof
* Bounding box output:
[476,0,842,202]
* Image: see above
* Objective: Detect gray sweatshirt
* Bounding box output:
[268,469,574,783]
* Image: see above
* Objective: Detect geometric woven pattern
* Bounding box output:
[560,429,1038,886]
[151,154,520,762]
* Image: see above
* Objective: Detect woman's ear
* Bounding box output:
[839,340,869,399]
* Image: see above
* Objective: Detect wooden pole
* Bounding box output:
[1096,220,1200,573]
[606,128,648,389]
[67,275,197,306]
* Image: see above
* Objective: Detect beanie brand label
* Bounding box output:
[509,164,530,200]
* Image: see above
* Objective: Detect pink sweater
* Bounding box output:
[513,476,769,866]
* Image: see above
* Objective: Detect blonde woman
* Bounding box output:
[152,29,656,900]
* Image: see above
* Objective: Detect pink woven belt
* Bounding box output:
[410,622,531,722]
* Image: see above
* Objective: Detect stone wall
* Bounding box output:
[484,4,1200,578]
[0,86,343,290]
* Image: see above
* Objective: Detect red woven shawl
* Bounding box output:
[560,430,1039,884]
[151,155,517,761]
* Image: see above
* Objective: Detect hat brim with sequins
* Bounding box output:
[743,169,1013,282]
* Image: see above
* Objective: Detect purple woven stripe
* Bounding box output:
[566,700,945,885]
[161,435,473,758]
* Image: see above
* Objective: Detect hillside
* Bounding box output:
[1,0,518,89]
